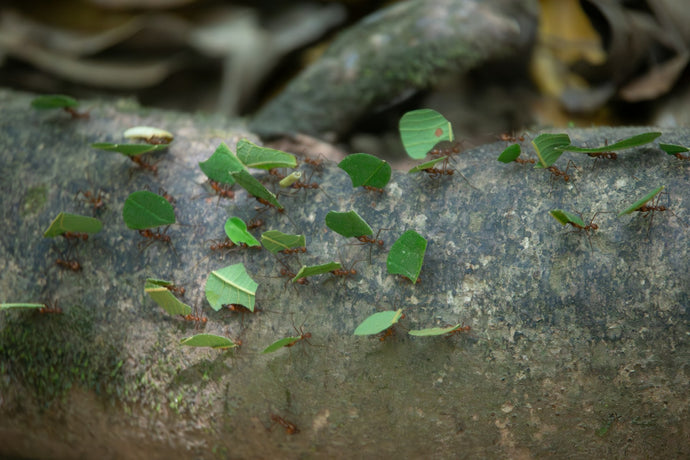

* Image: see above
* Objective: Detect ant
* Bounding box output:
[302,156,323,170]
[377,313,406,342]
[671,152,689,160]
[208,180,235,200]
[429,140,462,157]
[62,231,89,242]
[137,226,176,255]
[158,187,176,205]
[76,189,106,213]
[285,322,312,348]
[129,154,158,174]
[445,324,472,336]
[223,303,263,326]
[39,301,63,314]
[209,238,236,251]
[562,211,604,249]
[587,151,617,160]
[632,191,683,236]
[56,258,81,272]
[354,228,387,263]
[281,246,307,255]
[62,107,89,119]
[166,284,185,297]
[398,274,421,284]
[499,133,525,142]
[330,260,361,279]
[182,307,208,328]
[268,169,286,180]
[362,185,385,193]
[423,158,455,179]
[270,414,300,435]
[255,197,284,213]
[277,260,310,287]
[546,160,577,183]
[247,219,264,230]
[514,157,536,165]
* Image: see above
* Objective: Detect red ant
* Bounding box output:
[223,303,263,326]
[587,151,617,160]
[209,238,236,251]
[281,246,307,255]
[377,313,406,342]
[182,307,207,328]
[429,140,462,157]
[208,180,235,199]
[632,191,682,236]
[398,274,421,284]
[158,187,176,205]
[514,157,536,165]
[303,157,323,170]
[62,231,89,242]
[166,284,185,297]
[546,160,577,183]
[129,154,157,174]
[56,258,81,272]
[137,226,176,255]
[499,133,525,142]
[270,414,300,435]
[279,267,309,286]
[446,324,471,336]
[63,107,89,119]
[76,189,106,213]
[268,169,286,180]
[671,152,689,160]
[247,219,264,229]
[285,323,312,348]
[330,260,360,279]
[39,301,63,314]
[362,185,385,193]
[423,158,455,179]
[255,197,284,213]
[561,211,604,249]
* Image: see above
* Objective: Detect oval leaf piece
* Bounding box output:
[399,109,453,159]
[338,153,391,188]
[292,262,341,282]
[205,263,258,312]
[43,212,103,238]
[198,142,244,185]
[144,278,192,316]
[224,217,260,247]
[236,139,297,169]
[1,303,46,310]
[618,185,665,217]
[497,144,522,163]
[122,191,175,230]
[549,209,586,227]
[531,133,570,168]
[659,143,689,156]
[31,94,78,109]
[386,230,427,283]
[354,309,404,335]
[261,336,301,354]
[180,334,238,349]
[408,324,466,337]
[92,142,168,157]
[325,210,373,238]
[562,132,661,153]
[261,231,306,254]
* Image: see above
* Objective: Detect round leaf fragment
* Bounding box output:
[354,309,404,335]
[43,212,102,238]
[618,185,665,217]
[338,153,391,188]
[325,210,373,238]
[180,334,239,349]
[122,191,176,230]
[224,217,260,247]
[205,263,258,311]
[386,230,427,283]
[399,109,453,159]
[497,144,522,163]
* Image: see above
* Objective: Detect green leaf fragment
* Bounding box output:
[91,143,168,157]
[408,156,448,173]
[198,142,244,185]
[531,133,571,168]
[354,309,404,335]
[224,217,260,247]
[279,171,302,188]
[399,109,453,159]
[497,144,522,163]
[180,334,239,349]
[325,210,373,238]
[549,209,586,227]
[261,336,302,353]
[1,303,46,310]
[236,139,297,169]
[122,191,176,230]
[292,262,341,282]
[659,143,689,155]
[561,132,661,153]
[31,94,78,109]
[386,230,427,283]
[205,263,258,312]
[230,169,283,209]
[261,231,306,254]
[144,278,192,316]
[43,212,103,238]
[408,324,465,337]
[338,153,391,188]
[124,126,174,143]
[618,185,665,217]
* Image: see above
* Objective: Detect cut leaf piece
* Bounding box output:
[236,139,297,169]
[91,143,168,156]
[386,230,427,283]
[354,309,404,335]
[618,185,665,217]
[1,303,45,310]
[279,171,302,188]
[549,209,586,227]
[561,132,661,153]
[122,191,176,230]
[230,169,283,209]
[399,109,453,159]
[338,153,391,188]
[124,126,174,144]
[205,263,258,312]
[198,142,244,185]
[659,143,689,156]
[408,156,448,173]
[180,334,239,349]
[261,231,306,254]
[325,210,373,238]
[497,144,522,163]
[31,94,78,109]
[261,336,302,354]
[43,212,103,238]
[531,133,571,168]
[224,217,260,247]
[292,262,341,282]
[408,324,466,336]
[144,278,192,316]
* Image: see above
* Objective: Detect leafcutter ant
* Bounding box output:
[330,259,361,279]
[166,284,185,297]
[377,313,406,342]
[76,189,106,214]
[281,246,307,255]
[277,260,309,288]
[62,231,89,242]
[632,190,684,236]
[429,140,462,157]
[56,257,81,272]
[208,179,235,200]
[39,301,63,314]
[63,107,89,119]
[255,196,284,213]
[546,160,578,184]
[499,133,525,142]
[423,158,455,179]
[564,212,603,249]
[129,154,158,174]
[514,157,536,165]
[247,219,264,230]
[353,228,387,263]
[285,322,313,348]
[137,226,177,257]
[362,185,385,193]
[223,303,264,327]
[182,306,207,329]
[445,324,472,336]
[270,414,300,435]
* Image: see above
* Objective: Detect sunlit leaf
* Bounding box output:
[532,133,571,168]
[561,132,661,153]
[618,185,665,217]
[386,230,427,283]
[236,139,297,169]
[205,263,258,312]
[124,126,174,144]
[261,336,301,353]
[408,324,466,337]
[338,153,391,188]
[91,142,168,157]
[43,212,102,238]
[408,156,448,173]
[122,191,176,230]
[198,142,244,185]
[497,144,522,163]
[144,278,192,316]
[354,309,403,335]
[31,94,78,109]
[224,217,260,247]
[292,262,341,282]
[325,210,373,238]
[261,231,306,254]
[230,170,283,209]
[180,334,239,349]
[549,209,586,227]
[399,109,453,159]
